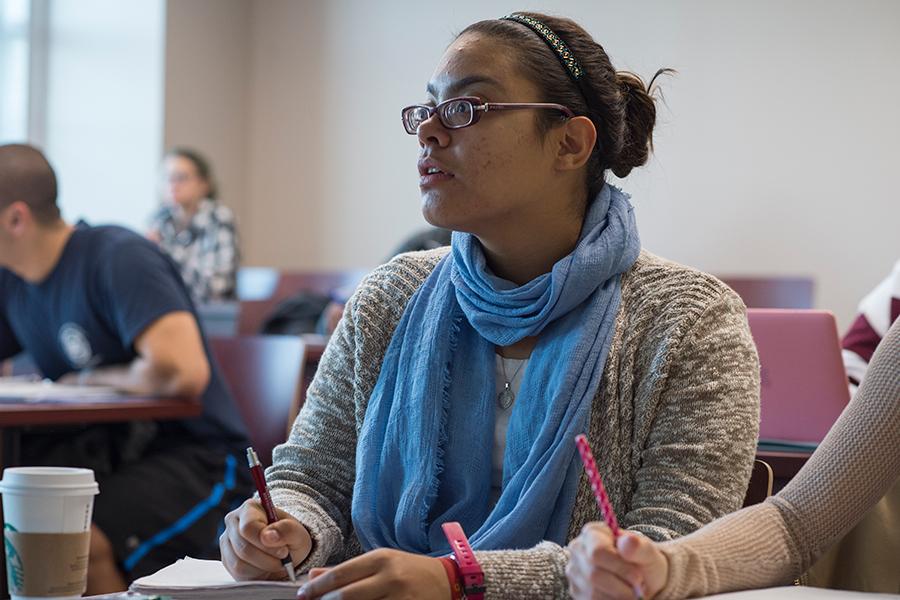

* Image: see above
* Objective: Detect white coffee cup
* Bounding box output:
[0,467,99,600]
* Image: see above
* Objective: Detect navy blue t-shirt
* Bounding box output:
[0,223,248,447]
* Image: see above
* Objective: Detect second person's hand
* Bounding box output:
[220,498,313,580]
[566,522,668,600]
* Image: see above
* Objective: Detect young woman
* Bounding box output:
[566,319,899,600]
[147,147,239,303]
[220,12,761,599]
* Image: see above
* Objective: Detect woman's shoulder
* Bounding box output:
[622,250,745,325]
[349,247,449,325]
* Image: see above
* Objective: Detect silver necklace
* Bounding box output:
[497,357,526,410]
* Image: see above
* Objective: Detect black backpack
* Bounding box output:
[259,291,331,335]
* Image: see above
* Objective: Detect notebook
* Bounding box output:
[129,557,306,600]
[746,309,851,447]
[0,377,122,402]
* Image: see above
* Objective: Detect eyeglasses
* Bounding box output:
[401,96,574,135]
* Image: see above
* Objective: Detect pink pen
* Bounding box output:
[575,434,644,600]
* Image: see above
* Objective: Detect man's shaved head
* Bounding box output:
[0,144,60,224]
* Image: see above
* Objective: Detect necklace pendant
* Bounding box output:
[497,383,515,410]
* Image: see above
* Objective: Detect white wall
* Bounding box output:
[163,0,250,236]
[165,0,900,328]
[244,0,328,268]
[43,0,165,232]
[0,0,30,142]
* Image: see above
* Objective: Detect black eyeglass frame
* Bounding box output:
[401,96,575,135]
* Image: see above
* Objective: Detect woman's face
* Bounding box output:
[416,33,562,236]
[163,155,209,207]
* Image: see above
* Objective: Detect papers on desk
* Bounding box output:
[0,378,122,402]
[130,557,306,599]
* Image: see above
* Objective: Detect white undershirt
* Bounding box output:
[490,354,528,507]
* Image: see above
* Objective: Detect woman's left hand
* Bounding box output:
[566,523,668,600]
[296,548,451,600]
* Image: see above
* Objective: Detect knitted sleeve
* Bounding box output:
[659,319,900,598]
[265,282,363,571]
[624,289,761,539]
[264,252,444,572]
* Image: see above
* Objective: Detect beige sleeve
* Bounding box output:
[658,319,900,599]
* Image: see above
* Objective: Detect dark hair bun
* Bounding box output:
[460,14,674,194]
[610,69,672,178]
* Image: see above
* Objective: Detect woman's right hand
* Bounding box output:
[220,498,313,580]
[566,523,668,600]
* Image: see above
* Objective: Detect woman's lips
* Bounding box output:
[419,171,454,187]
[418,158,455,188]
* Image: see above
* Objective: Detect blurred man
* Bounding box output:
[0,144,250,593]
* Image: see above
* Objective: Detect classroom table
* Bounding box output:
[696,586,899,598]
[0,391,202,598]
[0,394,202,428]
[79,584,900,599]
[0,392,202,465]
[0,394,201,447]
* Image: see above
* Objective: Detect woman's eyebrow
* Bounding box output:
[426,75,505,99]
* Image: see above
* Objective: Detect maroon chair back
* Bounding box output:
[288,335,328,426]
[718,276,814,309]
[743,459,774,507]
[210,336,303,465]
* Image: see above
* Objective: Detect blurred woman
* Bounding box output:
[148,147,239,302]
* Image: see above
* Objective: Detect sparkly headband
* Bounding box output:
[500,13,584,81]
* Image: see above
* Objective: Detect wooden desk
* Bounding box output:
[0,393,202,598]
[0,395,202,428]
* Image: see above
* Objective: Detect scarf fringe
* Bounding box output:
[419,311,464,542]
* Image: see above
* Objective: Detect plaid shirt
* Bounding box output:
[149,199,239,303]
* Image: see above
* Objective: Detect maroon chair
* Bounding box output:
[718,276,814,309]
[743,459,774,507]
[288,335,329,426]
[209,336,303,465]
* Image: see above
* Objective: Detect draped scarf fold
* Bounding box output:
[352,184,640,554]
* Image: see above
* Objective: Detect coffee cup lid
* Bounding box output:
[0,467,99,496]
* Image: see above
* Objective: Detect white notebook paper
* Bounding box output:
[130,557,306,600]
[0,377,122,401]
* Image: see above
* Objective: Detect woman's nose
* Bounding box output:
[416,113,450,148]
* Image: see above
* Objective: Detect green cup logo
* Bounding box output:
[3,523,24,591]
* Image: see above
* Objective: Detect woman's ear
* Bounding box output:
[554,116,596,172]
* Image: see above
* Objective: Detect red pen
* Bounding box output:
[246,446,296,582]
[575,434,644,600]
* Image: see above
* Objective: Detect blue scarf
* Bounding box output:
[352,185,640,554]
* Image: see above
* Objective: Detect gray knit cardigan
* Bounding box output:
[267,248,761,598]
